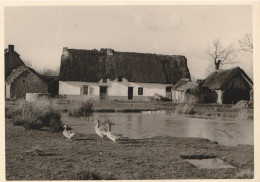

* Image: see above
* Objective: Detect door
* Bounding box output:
[166,86,172,100]
[128,87,133,100]
[100,86,107,100]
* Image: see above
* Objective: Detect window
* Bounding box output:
[138,87,143,95]
[103,78,107,83]
[81,85,88,95]
[118,76,122,82]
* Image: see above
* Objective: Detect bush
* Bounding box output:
[49,118,64,132]
[68,100,93,117]
[10,99,63,132]
[37,109,61,127]
[175,104,196,114]
[5,107,13,119]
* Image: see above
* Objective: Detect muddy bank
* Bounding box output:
[92,100,253,121]
[5,99,253,121]
[5,120,253,180]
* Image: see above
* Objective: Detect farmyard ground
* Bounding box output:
[5,99,254,180]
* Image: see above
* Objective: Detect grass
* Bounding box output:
[5,118,254,180]
[236,168,254,179]
[73,169,102,180]
[9,99,63,132]
[25,145,44,156]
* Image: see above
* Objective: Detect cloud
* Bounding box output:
[133,12,182,32]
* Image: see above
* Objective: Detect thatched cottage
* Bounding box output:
[5,66,48,99]
[5,45,25,79]
[4,45,59,98]
[59,47,191,100]
[172,79,216,103]
[202,67,253,104]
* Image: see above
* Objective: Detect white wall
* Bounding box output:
[172,90,185,103]
[129,82,171,97]
[107,78,129,96]
[59,81,100,96]
[59,78,173,98]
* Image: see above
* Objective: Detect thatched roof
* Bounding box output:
[59,48,191,84]
[6,66,46,85]
[175,81,198,91]
[172,78,190,90]
[202,67,253,90]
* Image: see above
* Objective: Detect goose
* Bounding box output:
[106,123,123,143]
[94,119,108,140]
[63,125,77,140]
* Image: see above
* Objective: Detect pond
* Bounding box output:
[62,112,253,146]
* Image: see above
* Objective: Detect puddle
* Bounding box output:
[184,158,236,169]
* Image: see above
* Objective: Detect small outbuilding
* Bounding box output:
[202,67,253,104]
[5,66,48,99]
[172,78,217,103]
[172,78,191,103]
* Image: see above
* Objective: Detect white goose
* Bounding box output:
[63,125,77,140]
[106,123,122,143]
[94,119,108,140]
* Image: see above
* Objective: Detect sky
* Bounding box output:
[4,5,253,79]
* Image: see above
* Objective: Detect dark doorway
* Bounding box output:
[100,86,107,100]
[166,86,172,100]
[128,87,133,100]
[223,88,250,104]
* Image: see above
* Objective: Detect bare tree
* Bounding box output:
[205,39,237,70]
[23,59,33,67]
[37,68,59,76]
[22,59,59,76]
[239,33,253,52]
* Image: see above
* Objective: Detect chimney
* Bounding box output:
[8,45,14,52]
[63,47,68,54]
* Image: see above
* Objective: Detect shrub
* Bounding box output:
[37,109,61,127]
[68,100,93,117]
[175,104,196,114]
[10,99,63,132]
[5,107,13,119]
[49,118,64,132]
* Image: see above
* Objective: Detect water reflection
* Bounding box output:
[62,112,253,146]
[185,158,235,169]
